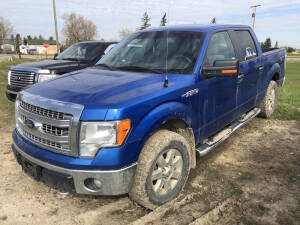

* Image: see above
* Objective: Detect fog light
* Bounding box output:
[84,178,102,191]
[93,179,102,188]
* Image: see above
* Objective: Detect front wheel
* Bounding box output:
[129,130,190,209]
[259,80,278,118]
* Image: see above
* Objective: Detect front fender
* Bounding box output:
[128,101,193,156]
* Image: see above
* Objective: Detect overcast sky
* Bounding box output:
[1,0,300,48]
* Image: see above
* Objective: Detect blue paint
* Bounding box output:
[13,25,286,170]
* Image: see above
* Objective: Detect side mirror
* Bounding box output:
[202,59,239,78]
[53,53,58,59]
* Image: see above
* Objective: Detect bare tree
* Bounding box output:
[0,16,14,39]
[119,28,132,39]
[62,12,97,46]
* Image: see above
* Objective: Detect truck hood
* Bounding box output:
[24,67,192,109]
[11,60,88,73]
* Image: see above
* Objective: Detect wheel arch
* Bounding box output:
[267,63,281,87]
[131,101,196,168]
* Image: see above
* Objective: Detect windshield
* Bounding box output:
[56,42,107,62]
[98,31,205,74]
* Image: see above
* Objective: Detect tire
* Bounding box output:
[129,129,190,209]
[259,80,278,118]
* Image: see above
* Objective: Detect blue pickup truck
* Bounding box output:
[12,25,286,209]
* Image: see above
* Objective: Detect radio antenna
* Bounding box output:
[163,4,171,88]
[163,30,169,87]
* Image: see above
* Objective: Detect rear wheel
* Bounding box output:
[129,130,190,209]
[259,80,278,118]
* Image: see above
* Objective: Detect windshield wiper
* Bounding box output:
[95,63,115,71]
[115,66,163,74]
[62,58,89,63]
[62,57,78,61]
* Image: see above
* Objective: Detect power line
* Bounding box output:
[250,4,261,30]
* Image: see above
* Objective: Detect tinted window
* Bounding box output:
[204,32,236,67]
[232,30,257,61]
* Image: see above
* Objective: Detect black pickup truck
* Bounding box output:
[6,41,116,101]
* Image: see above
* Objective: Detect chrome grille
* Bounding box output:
[19,129,68,151]
[42,124,69,136]
[16,99,74,155]
[10,70,35,88]
[20,100,70,120]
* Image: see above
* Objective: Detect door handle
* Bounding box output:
[237,73,244,83]
[259,66,264,71]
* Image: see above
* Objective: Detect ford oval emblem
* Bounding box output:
[24,119,35,129]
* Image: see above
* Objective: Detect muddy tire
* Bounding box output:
[259,80,278,118]
[129,130,190,209]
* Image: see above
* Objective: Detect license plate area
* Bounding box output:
[20,156,42,180]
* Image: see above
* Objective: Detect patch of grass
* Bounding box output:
[273,62,300,120]
[221,180,243,198]
[0,59,34,129]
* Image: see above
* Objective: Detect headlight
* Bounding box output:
[37,70,57,83]
[15,99,20,128]
[80,119,131,157]
[37,74,58,83]
[8,71,11,85]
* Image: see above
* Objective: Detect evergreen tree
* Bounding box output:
[274,41,278,48]
[160,13,167,26]
[211,17,216,24]
[16,33,21,59]
[264,37,272,49]
[140,12,151,30]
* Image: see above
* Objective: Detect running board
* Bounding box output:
[196,108,261,157]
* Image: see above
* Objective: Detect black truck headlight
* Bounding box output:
[37,70,58,83]
[8,70,11,85]
[79,119,131,157]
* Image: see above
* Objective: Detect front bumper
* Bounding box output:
[6,85,23,102]
[12,141,137,196]
[6,89,18,102]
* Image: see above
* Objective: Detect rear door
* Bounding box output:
[229,30,261,114]
[200,31,238,137]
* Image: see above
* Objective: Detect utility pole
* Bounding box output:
[250,4,261,30]
[52,0,60,53]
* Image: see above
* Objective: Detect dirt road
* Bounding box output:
[0,118,299,225]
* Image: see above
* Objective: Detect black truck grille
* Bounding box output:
[10,70,35,88]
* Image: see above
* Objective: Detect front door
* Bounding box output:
[200,31,238,138]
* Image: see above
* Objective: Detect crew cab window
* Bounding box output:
[232,30,257,61]
[204,32,236,67]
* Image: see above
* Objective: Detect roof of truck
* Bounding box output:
[77,41,117,44]
[143,24,251,32]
